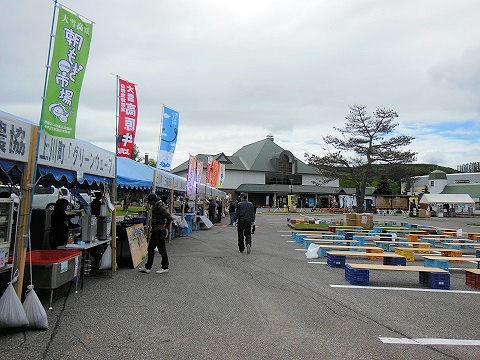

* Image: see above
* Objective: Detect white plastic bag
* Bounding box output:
[305,243,320,259]
[179,218,188,229]
[0,283,29,328]
[23,285,48,329]
[99,244,112,270]
[456,229,463,237]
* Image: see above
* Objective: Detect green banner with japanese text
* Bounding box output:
[41,7,93,138]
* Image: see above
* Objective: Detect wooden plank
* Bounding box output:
[422,256,480,262]
[317,245,380,250]
[327,251,403,258]
[442,243,480,247]
[346,263,449,273]
[466,269,480,275]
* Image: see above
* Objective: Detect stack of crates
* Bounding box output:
[327,254,345,268]
[345,265,369,285]
[465,270,480,289]
[419,272,450,289]
[383,257,406,266]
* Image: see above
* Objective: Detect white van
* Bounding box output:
[32,186,72,210]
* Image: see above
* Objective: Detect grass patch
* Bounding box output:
[290,223,331,230]
[115,206,146,216]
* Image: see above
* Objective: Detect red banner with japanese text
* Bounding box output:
[117,78,138,157]
[210,160,220,186]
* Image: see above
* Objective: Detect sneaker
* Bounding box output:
[246,244,251,254]
[138,267,150,274]
[156,268,169,274]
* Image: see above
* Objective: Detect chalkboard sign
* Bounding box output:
[125,224,148,268]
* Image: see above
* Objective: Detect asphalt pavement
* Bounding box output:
[1,212,480,359]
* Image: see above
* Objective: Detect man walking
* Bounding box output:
[208,198,217,223]
[235,193,255,254]
[139,193,173,274]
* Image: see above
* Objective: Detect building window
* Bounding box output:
[430,180,434,187]
[265,173,302,185]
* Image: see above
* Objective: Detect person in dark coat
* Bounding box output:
[90,192,102,216]
[228,201,236,225]
[208,199,217,223]
[216,200,223,223]
[139,193,173,274]
[50,198,79,248]
[235,193,255,254]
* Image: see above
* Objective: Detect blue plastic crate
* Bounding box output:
[424,258,449,270]
[317,247,330,258]
[345,265,369,285]
[383,257,406,266]
[477,249,480,258]
[345,232,353,240]
[352,235,365,245]
[419,272,450,289]
[327,254,345,268]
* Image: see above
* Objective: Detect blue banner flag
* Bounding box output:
[157,106,179,171]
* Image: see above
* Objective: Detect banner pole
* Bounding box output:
[111,74,119,273]
[14,0,59,298]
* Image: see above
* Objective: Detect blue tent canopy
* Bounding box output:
[116,157,154,189]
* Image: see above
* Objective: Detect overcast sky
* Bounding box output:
[1,0,479,170]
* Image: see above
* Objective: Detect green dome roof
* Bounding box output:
[428,170,447,180]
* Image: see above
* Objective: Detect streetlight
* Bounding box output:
[288,178,294,194]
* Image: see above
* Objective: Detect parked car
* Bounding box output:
[32,186,72,210]
[0,185,20,203]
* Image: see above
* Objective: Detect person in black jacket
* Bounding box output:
[235,193,255,254]
[228,201,236,225]
[208,199,217,223]
[139,193,173,274]
[50,198,80,248]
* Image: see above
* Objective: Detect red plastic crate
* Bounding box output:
[465,270,480,289]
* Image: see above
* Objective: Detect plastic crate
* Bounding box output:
[352,235,365,245]
[327,254,345,268]
[345,265,369,285]
[423,258,449,270]
[476,250,480,258]
[419,272,450,289]
[465,271,480,289]
[383,257,406,266]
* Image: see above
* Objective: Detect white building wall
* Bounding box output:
[220,170,265,189]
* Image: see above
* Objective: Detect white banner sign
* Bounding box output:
[0,112,33,163]
[37,132,115,178]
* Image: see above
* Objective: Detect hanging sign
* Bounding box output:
[41,7,93,138]
[205,156,213,184]
[37,132,115,178]
[210,160,220,187]
[0,112,32,163]
[217,163,225,188]
[116,78,138,157]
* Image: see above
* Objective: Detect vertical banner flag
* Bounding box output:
[41,7,93,138]
[217,163,225,188]
[196,160,204,195]
[116,79,138,157]
[205,156,213,184]
[210,160,220,187]
[186,155,196,197]
[157,106,179,171]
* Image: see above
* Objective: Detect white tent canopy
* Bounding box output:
[419,194,475,204]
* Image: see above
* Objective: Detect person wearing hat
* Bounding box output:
[235,193,255,254]
[139,193,173,274]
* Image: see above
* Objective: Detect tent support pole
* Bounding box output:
[14,126,38,298]
[111,178,117,273]
[169,179,174,241]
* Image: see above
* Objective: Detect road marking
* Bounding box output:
[330,284,480,294]
[294,248,307,251]
[308,261,327,265]
[286,240,296,243]
[277,230,291,233]
[280,234,291,237]
[379,337,480,346]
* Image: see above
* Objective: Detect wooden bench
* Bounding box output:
[304,238,359,249]
[442,242,480,250]
[316,245,382,257]
[344,263,450,289]
[422,256,480,270]
[326,251,405,267]
[375,241,429,252]
[465,269,480,289]
[394,247,462,261]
